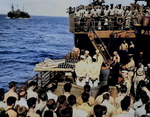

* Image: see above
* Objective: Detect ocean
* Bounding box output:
[0,15,74,96]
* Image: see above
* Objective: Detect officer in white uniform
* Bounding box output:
[84,50,92,64]
[87,57,101,87]
[75,55,87,87]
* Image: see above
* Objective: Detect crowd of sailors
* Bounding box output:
[1,39,150,117]
[70,2,150,31]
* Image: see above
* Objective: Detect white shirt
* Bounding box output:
[76,109,88,117]
[101,100,116,117]
[93,54,103,64]
[117,9,124,16]
[34,100,47,112]
[76,77,86,87]
[87,62,101,79]
[46,90,58,102]
[115,111,134,117]
[128,108,135,117]
[125,10,132,17]
[75,60,87,77]
[97,9,101,16]
[0,101,7,108]
[146,9,150,17]
[104,9,110,16]
[133,99,142,110]
[15,97,28,109]
[135,104,146,117]
[80,9,85,18]
[84,10,89,17]
[75,10,81,17]
[27,88,38,100]
[115,93,126,109]
[92,10,98,17]
[110,8,115,15]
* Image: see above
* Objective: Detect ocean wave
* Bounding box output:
[5,17,10,19]
[0,15,74,91]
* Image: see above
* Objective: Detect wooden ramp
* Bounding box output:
[88,30,112,65]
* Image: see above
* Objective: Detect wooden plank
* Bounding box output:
[94,30,136,38]
[75,30,136,38]
[34,68,74,72]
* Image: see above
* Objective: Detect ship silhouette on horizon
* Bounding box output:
[8,4,30,19]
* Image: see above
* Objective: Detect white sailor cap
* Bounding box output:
[122,70,128,73]
[147,64,150,68]
[95,50,99,53]
[85,50,89,54]
[65,72,72,76]
[80,55,85,59]
[93,55,97,59]
[116,85,121,89]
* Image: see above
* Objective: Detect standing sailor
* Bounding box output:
[104,5,110,29]
[75,55,87,87]
[109,4,115,29]
[125,6,132,29]
[84,50,92,64]
[119,40,129,64]
[117,4,124,16]
[88,58,101,87]
[133,62,145,95]
[72,46,80,60]
[75,8,81,31]
[93,50,103,65]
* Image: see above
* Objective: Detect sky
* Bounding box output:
[0,0,146,17]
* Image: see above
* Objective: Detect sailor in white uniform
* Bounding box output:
[93,50,103,65]
[87,57,101,87]
[75,55,87,87]
[75,8,81,28]
[84,50,92,64]
[104,5,110,26]
[133,62,145,94]
[109,4,115,29]
[117,4,124,17]
[125,6,132,29]
[109,4,115,16]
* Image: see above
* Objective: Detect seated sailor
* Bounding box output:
[87,58,101,87]
[75,55,87,87]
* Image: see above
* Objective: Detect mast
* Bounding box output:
[12,4,14,12]
[23,5,24,11]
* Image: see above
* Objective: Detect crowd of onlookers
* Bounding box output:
[68,2,150,31]
[1,78,150,117]
[1,39,150,117]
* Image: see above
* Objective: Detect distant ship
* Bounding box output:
[7,4,30,19]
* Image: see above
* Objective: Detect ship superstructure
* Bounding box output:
[8,4,30,19]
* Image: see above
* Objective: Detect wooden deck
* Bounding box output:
[74,30,136,38]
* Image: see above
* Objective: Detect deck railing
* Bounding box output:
[18,71,61,91]
[74,18,135,32]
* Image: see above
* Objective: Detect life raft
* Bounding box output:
[116,17,125,25]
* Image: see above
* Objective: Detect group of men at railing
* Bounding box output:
[70,2,150,31]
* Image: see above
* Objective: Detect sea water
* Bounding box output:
[0,15,74,96]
